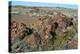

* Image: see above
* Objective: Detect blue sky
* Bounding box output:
[11,1,78,9]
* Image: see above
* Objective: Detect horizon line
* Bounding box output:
[9,1,78,9]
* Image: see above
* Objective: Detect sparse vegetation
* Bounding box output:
[9,5,78,53]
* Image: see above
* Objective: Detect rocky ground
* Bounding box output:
[9,6,78,53]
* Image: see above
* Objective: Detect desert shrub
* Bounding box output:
[66,27,75,40]
[11,40,32,52]
[66,17,73,26]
